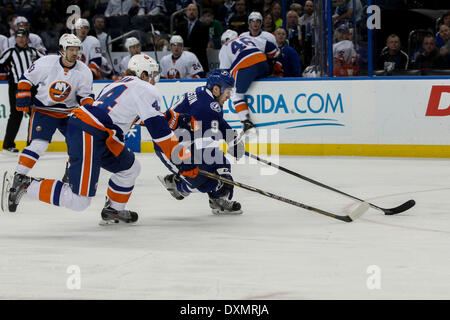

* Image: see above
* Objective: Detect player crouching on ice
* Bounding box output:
[156,69,245,215]
[2,54,195,224]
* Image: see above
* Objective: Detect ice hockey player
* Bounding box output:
[74,18,103,80]
[156,69,245,215]
[219,28,280,133]
[119,37,141,75]
[5,33,94,212]
[159,35,204,79]
[4,54,196,224]
[240,11,278,52]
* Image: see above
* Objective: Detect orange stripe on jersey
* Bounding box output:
[80,132,92,197]
[89,63,101,80]
[231,52,266,78]
[28,111,35,142]
[107,189,131,204]
[39,179,55,204]
[155,135,182,160]
[35,109,68,119]
[80,97,94,106]
[17,81,32,90]
[73,107,124,156]
[18,155,36,168]
[235,102,249,113]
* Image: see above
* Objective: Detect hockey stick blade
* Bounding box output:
[1,171,12,213]
[198,169,368,223]
[245,152,416,216]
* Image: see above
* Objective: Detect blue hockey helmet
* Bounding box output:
[205,69,235,94]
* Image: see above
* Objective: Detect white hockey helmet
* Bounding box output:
[170,35,184,46]
[74,18,90,29]
[128,54,160,82]
[59,33,82,52]
[124,37,140,51]
[14,16,29,28]
[248,11,263,24]
[221,29,238,44]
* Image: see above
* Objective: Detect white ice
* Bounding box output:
[0,152,449,300]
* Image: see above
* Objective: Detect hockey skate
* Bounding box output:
[157,174,189,200]
[99,198,138,225]
[241,119,255,133]
[2,172,35,213]
[209,194,243,215]
[61,160,69,184]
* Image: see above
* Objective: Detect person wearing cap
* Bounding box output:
[8,15,46,54]
[0,28,45,153]
[159,35,204,79]
[333,24,359,76]
[74,18,103,80]
[119,37,141,75]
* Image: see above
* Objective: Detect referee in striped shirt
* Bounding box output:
[0,28,44,153]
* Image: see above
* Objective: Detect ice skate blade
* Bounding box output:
[1,171,13,213]
[211,208,243,215]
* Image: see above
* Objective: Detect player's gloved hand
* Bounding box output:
[16,90,31,113]
[272,61,284,77]
[164,110,200,131]
[178,164,199,178]
[172,144,199,178]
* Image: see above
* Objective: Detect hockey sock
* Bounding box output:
[107,179,134,211]
[16,139,49,175]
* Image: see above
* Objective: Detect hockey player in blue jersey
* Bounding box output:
[156,69,245,215]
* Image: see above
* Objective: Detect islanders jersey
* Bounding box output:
[219,35,269,77]
[172,86,232,149]
[8,33,46,54]
[19,55,94,117]
[240,30,278,58]
[119,54,131,75]
[159,51,203,79]
[79,35,102,79]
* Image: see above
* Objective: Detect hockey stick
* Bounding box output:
[31,106,78,114]
[197,169,369,223]
[150,23,159,64]
[244,152,416,215]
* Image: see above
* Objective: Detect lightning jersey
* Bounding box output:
[219,35,271,77]
[79,35,102,79]
[240,30,278,58]
[19,55,94,116]
[159,51,203,79]
[8,33,46,54]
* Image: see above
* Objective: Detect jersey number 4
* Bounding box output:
[95,84,128,112]
[231,38,256,55]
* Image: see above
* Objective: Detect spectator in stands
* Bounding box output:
[435,11,450,48]
[271,2,283,30]
[228,0,248,35]
[274,27,301,77]
[377,34,409,72]
[217,0,236,28]
[262,13,275,34]
[119,37,141,75]
[104,0,134,17]
[159,35,204,79]
[175,3,210,72]
[137,0,166,16]
[332,0,362,27]
[8,16,46,54]
[201,7,223,49]
[30,0,62,53]
[436,24,450,50]
[290,3,303,18]
[176,0,197,11]
[332,24,358,76]
[436,25,450,66]
[93,15,111,54]
[286,10,302,57]
[262,0,275,16]
[414,35,448,71]
[298,0,314,27]
[13,0,38,20]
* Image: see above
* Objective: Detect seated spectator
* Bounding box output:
[290,3,303,18]
[104,0,135,17]
[201,7,223,49]
[286,10,302,57]
[263,13,276,34]
[436,24,450,66]
[13,0,38,20]
[332,0,363,27]
[436,24,450,50]
[435,11,450,48]
[271,2,283,30]
[217,0,236,27]
[8,16,46,54]
[298,0,314,27]
[228,0,248,35]
[93,15,112,54]
[159,35,204,79]
[274,27,302,77]
[377,34,409,72]
[137,0,166,16]
[176,0,197,11]
[119,37,142,75]
[332,24,359,76]
[262,0,275,16]
[30,0,62,33]
[414,35,448,71]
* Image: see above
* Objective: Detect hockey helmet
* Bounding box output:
[128,54,160,82]
[206,69,235,94]
[248,11,263,24]
[59,33,82,51]
[221,29,238,45]
[170,35,184,46]
[74,18,90,29]
[125,37,140,51]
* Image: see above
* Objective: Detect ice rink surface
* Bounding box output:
[0,151,449,300]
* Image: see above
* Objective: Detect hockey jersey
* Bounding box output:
[79,35,102,79]
[19,55,94,117]
[8,33,46,54]
[119,54,131,75]
[219,35,271,77]
[332,40,359,76]
[0,34,9,80]
[240,30,278,58]
[159,51,203,79]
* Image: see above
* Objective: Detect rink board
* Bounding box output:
[0,77,449,157]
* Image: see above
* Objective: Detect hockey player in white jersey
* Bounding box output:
[159,35,204,79]
[119,37,141,75]
[3,54,197,224]
[8,16,46,54]
[240,12,278,58]
[4,33,94,212]
[74,18,102,80]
